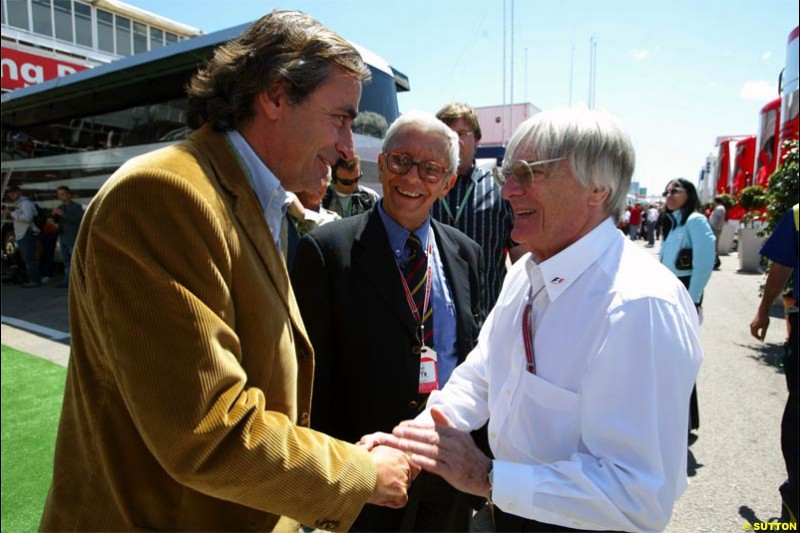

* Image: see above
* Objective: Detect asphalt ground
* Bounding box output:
[0,238,793,531]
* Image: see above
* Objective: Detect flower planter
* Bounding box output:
[738,226,766,272]
[717,221,736,255]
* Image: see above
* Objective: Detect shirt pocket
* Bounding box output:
[512,372,581,464]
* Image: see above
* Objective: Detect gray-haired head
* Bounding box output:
[504,106,635,216]
[186,10,371,131]
[382,111,460,174]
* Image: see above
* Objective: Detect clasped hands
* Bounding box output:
[360,407,492,509]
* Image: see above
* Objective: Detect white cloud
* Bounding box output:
[740,80,778,101]
[762,51,772,60]
[632,49,650,60]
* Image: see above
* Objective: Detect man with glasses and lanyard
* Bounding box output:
[293,111,485,531]
[433,102,519,313]
[367,107,704,532]
[323,155,380,218]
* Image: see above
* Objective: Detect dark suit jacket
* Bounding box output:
[292,208,485,531]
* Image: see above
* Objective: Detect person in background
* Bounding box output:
[659,179,716,317]
[283,169,341,269]
[432,102,518,313]
[629,202,643,240]
[709,196,727,270]
[51,185,84,288]
[618,205,631,235]
[38,214,58,283]
[322,155,380,218]
[750,204,799,524]
[39,11,415,533]
[366,106,703,532]
[293,111,485,531]
[2,184,42,288]
[646,203,659,247]
[659,178,715,433]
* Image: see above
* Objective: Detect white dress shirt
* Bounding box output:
[424,218,703,532]
[10,195,39,240]
[224,130,291,252]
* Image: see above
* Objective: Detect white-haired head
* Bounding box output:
[504,105,635,216]
[382,111,460,174]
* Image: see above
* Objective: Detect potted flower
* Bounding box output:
[736,185,768,271]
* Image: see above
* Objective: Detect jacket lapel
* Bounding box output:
[432,221,473,362]
[352,210,418,339]
[188,126,310,344]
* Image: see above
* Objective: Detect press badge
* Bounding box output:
[419,345,439,394]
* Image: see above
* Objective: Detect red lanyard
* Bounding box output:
[522,302,535,374]
[398,240,434,342]
[522,287,544,374]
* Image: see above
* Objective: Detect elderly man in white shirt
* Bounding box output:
[364,106,703,532]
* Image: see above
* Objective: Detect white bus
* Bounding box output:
[1,21,409,250]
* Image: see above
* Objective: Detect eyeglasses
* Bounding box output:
[492,157,566,187]
[336,173,362,186]
[662,187,686,197]
[383,152,450,183]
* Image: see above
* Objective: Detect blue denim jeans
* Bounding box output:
[17,228,41,283]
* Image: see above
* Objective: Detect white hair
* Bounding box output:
[504,105,635,216]
[382,111,460,173]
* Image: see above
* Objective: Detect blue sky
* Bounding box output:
[127,0,799,196]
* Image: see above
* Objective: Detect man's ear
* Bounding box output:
[377,153,385,182]
[589,185,611,207]
[439,172,457,199]
[256,80,289,121]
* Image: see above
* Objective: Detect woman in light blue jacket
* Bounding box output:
[659,177,715,433]
[660,178,716,307]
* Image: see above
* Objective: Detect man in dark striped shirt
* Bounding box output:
[432,102,518,312]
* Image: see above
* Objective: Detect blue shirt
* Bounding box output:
[760,205,799,301]
[431,165,515,313]
[224,130,291,252]
[377,201,459,386]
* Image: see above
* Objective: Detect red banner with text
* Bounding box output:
[1,46,89,91]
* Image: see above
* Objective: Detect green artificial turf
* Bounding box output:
[1,345,66,533]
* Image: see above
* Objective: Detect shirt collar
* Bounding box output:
[528,217,618,302]
[224,129,291,216]
[668,210,683,224]
[461,163,488,185]
[377,200,432,253]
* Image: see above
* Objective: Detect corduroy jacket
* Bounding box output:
[39,125,377,532]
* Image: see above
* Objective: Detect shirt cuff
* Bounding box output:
[492,460,536,519]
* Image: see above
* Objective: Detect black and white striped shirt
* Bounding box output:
[431,166,515,313]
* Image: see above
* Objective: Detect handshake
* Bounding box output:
[357,407,493,509]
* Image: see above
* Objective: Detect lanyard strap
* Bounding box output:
[398,240,434,342]
[522,287,545,374]
[441,181,475,224]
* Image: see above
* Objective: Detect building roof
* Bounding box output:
[1,23,409,128]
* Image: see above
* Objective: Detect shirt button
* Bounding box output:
[411,345,422,355]
[490,432,498,440]
[505,390,511,397]
[408,401,418,410]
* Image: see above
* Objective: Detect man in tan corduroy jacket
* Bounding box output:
[39,10,415,532]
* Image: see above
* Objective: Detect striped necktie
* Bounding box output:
[405,234,433,347]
